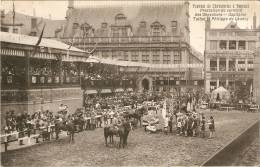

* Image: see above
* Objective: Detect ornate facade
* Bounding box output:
[204,17,260,95]
[60,0,203,92]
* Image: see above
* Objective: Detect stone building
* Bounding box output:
[60,0,203,92]
[204,15,260,96]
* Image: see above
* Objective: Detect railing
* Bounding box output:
[210,67,218,71]
[1,125,55,152]
[60,36,183,44]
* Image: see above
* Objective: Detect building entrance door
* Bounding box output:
[142,79,149,91]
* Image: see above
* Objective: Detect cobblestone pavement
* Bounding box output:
[1,110,259,166]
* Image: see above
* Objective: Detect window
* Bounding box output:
[123,51,128,61]
[229,41,236,50]
[102,51,109,59]
[248,41,256,50]
[117,51,123,61]
[173,52,181,64]
[219,58,226,71]
[13,28,18,33]
[210,59,217,71]
[238,60,245,64]
[152,28,160,41]
[248,60,253,64]
[121,28,127,37]
[152,55,160,64]
[163,52,170,64]
[219,40,227,50]
[229,59,235,71]
[238,41,246,50]
[112,29,119,42]
[73,23,79,29]
[171,21,177,29]
[210,41,218,50]
[210,81,217,92]
[1,27,9,32]
[112,51,117,59]
[131,51,139,62]
[142,52,150,63]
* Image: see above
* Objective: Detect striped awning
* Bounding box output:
[1,48,25,57]
[85,90,97,94]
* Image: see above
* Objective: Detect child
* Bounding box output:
[176,117,182,135]
[208,116,215,138]
[200,116,206,138]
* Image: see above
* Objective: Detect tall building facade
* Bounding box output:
[60,0,203,92]
[204,17,260,94]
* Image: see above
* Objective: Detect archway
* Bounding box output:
[142,79,149,91]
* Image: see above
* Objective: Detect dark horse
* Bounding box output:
[104,121,132,148]
[55,119,76,143]
[127,107,145,127]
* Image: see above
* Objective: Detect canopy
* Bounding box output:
[211,86,230,101]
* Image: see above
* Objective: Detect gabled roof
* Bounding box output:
[0,31,83,52]
[224,21,240,29]
[63,2,187,38]
[2,12,66,37]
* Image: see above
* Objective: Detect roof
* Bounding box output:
[224,21,240,29]
[0,31,83,52]
[63,2,187,37]
[2,12,66,37]
[190,46,203,62]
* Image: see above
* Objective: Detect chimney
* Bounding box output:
[30,17,37,36]
[253,12,256,29]
[49,14,52,20]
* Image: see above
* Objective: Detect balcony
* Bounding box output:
[60,36,183,45]
[210,67,217,71]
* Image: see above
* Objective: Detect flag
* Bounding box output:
[32,24,46,56]
[35,24,46,46]
[12,1,15,19]
[250,84,253,97]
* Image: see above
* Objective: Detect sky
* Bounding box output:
[1,0,260,53]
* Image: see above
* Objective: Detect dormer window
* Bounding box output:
[140,21,146,28]
[73,23,79,29]
[171,21,177,29]
[115,13,126,20]
[101,22,107,28]
[115,13,127,25]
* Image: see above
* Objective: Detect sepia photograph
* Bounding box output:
[0,0,259,166]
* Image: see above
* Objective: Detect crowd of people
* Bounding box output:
[2,90,216,146]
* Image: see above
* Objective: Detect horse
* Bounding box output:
[54,119,76,143]
[104,120,132,148]
[127,107,145,127]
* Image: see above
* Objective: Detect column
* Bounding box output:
[236,41,239,50]
[226,58,229,71]
[245,58,248,71]
[58,55,63,85]
[245,41,248,50]
[25,51,31,89]
[217,58,220,71]
[217,79,220,88]
[235,59,238,71]
[226,40,229,50]
[226,79,229,88]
